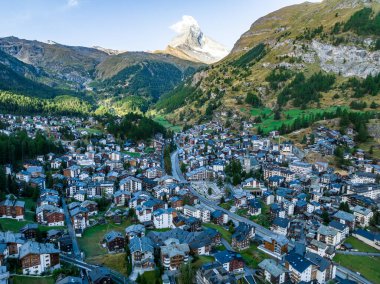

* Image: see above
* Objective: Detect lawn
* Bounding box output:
[203,223,232,243]
[344,236,380,253]
[214,244,227,251]
[78,219,131,258]
[153,115,182,133]
[240,244,267,269]
[19,197,36,211]
[0,218,64,232]
[87,253,128,276]
[139,270,162,284]
[77,128,103,135]
[334,254,380,284]
[249,203,271,229]
[250,106,348,134]
[236,208,248,217]
[12,275,54,284]
[219,202,232,210]
[122,151,142,158]
[144,147,155,154]
[192,255,215,269]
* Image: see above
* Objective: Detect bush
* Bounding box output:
[350,101,367,110]
[245,93,262,107]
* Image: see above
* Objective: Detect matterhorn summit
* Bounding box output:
[164,15,230,64]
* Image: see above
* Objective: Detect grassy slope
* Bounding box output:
[203,223,232,243]
[240,243,267,269]
[153,115,182,132]
[344,236,380,253]
[12,276,54,284]
[250,106,347,133]
[87,253,128,276]
[155,0,380,125]
[78,219,131,258]
[334,254,380,283]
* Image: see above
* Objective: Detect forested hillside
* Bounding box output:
[0,91,93,116]
[0,37,203,114]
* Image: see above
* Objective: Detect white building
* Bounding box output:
[153,208,175,229]
[352,205,373,227]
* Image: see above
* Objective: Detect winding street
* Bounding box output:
[61,197,81,259]
[170,147,279,240]
[61,197,130,284]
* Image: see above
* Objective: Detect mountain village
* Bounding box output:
[0,113,377,284]
[0,0,379,284]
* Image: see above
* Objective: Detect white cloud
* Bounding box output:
[67,0,79,7]
[170,15,199,34]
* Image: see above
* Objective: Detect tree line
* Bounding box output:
[106,113,167,141]
[275,107,376,139]
[0,130,64,166]
[0,91,93,116]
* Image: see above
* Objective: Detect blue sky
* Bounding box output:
[0,0,321,51]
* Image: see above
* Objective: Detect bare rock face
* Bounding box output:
[311,40,380,78]
[367,120,380,139]
[331,0,380,9]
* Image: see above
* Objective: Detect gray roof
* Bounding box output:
[161,241,189,258]
[0,231,25,244]
[129,236,154,254]
[125,224,145,235]
[258,259,287,277]
[333,210,355,222]
[36,204,63,214]
[147,227,215,249]
[104,231,123,243]
[318,225,338,237]
[352,205,372,216]
[19,241,59,259]
[310,239,327,250]
[305,251,330,272]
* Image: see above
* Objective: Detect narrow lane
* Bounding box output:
[61,197,81,259]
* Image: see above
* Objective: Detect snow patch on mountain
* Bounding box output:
[167,15,229,64]
[93,46,125,55]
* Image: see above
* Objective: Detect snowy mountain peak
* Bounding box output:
[92,46,125,55]
[166,15,229,64]
[46,40,58,45]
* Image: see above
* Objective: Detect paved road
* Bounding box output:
[336,265,373,284]
[61,197,81,259]
[171,147,278,240]
[336,250,380,257]
[60,254,131,284]
[221,238,234,251]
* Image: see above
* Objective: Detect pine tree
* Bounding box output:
[355,123,369,142]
